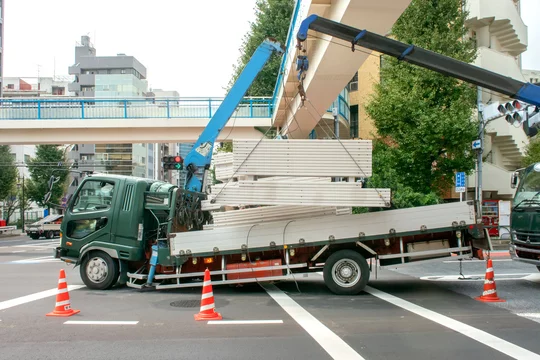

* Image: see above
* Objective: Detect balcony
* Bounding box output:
[465,0,527,57]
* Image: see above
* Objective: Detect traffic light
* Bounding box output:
[498,100,540,137]
[162,155,183,170]
[498,100,528,127]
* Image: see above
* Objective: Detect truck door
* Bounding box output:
[62,179,118,255]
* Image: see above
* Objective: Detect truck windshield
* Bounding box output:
[71,180,115,213]
[514,168,540,208]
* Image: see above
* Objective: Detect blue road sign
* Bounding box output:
[455,172,466,193]
[472,139,481,150]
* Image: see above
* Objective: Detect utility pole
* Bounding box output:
[477,87,484,219]
[332,107,339,139]
[19,175,25,233]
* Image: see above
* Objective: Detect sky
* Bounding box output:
[2,0,539,98]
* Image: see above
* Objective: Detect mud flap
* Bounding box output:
[470,224,493,259]
[117,259,129,286]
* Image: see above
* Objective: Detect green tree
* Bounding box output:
[3,182,31,224]
[26,145,69,208]
[0,145,18,202]
[522,136,540,167]
[227,0,295,96]
[364,0,478,205]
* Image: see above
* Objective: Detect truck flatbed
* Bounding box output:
[171,201,476,257]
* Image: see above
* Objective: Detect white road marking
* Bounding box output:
[14,241,58,248]
[443,259,512,263]
[11,250,26,253]
[517,313,540,319]
[64,321,139,325]
[0,285,85,311]
[10,255,61,264]
[364,286,540,360]
[207,320,283,325]
[522,274,540,283]
[262,283,365,360]
[420,273,534,282]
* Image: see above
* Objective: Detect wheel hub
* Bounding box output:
[86,257,109,283]
[332,259,361,288]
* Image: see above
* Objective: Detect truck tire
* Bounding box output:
[80,250,119,290]
[323,249,370,295]
[30,233,40,240]
[537,266,540,273]
[46,231,54,239]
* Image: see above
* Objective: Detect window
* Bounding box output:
[7,84,14,89]
[70,180,115,213]
[24,154,30,163]
[348,72,358,92]
[349,105,359,139]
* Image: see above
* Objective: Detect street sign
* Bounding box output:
[472,139,481,150]
[455,172,466,193]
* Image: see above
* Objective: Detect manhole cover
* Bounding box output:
[170,300,200,308]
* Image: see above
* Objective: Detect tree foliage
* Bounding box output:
[227,0,295,96]
[522,136,540,167]
[364,0,478,207]
[26,145,69,208]
[0,145,18,203]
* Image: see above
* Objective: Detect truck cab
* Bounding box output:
[55,174,178,289]
[509,162,540,270]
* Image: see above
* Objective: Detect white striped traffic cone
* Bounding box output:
[475,258,505,303]
[46,269,81,317]
[194,268,222,321]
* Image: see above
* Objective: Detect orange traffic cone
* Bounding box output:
[475,258,505,303]
[46,269,81,317]
[194,268,222,321]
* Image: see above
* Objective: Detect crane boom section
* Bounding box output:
[183,38,284,192]
[296,15,540,107]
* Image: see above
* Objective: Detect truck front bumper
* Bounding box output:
[54,247,64,259]
[509,243,540,266]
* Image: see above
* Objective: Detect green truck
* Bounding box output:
[54,173,488,294]
[509,162,540,271]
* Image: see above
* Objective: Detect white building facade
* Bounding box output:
[464,0,530,200]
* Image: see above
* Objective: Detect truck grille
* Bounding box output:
[515,232,540,243]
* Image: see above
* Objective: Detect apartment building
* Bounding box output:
[66,35,154,196]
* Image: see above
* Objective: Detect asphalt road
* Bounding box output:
[1,235,540,360]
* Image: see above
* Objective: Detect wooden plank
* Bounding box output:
[206,205,352,229]
[232,139,372,177]
[203,181,390,208]
[171,201,477,256]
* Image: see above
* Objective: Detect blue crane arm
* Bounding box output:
[183,38,284,192]
[296,15,540,108]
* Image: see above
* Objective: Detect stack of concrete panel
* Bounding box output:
[204,139,389,228]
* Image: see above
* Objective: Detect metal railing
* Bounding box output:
[0,97,273,120]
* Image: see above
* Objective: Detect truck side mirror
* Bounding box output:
[47,176,56,191]
[511,172,519,189]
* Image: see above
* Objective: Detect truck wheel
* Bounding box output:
[30,233,40,240]
[537,266,540,273]
[46,231,54,239]
[323,250,370,295]
[80,251,119,290]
